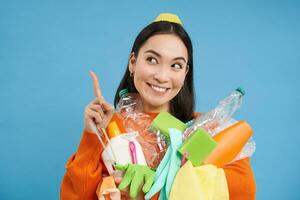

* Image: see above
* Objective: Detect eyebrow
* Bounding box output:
[144,50,187,63]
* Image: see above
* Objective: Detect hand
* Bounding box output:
[115,163,155,199]
[83,71,115,134]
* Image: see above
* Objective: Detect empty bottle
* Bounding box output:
[183,87,245,140]
[116,89,152,133]
[116,89,167,168]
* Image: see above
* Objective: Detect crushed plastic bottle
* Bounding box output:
[183,87,256,161]
[116,89,152,132]
[116,89,143,117]
[116,89,167,168]
[183,87,246,139]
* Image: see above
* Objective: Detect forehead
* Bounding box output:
[139,34,188,60]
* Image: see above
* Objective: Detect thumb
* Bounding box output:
[101,101,114,112]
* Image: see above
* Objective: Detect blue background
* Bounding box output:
[1,0,299,199]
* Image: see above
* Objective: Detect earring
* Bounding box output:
[130,72,134,77]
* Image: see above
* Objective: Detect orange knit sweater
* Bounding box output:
[60,131,256,200]
[61,113,256,200]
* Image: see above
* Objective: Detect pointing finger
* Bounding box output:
[90,70,104,100]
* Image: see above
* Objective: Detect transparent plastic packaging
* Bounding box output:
[136,127,168,168]
[116,90,152,133]
[116,89,168,168]
[183,88,256,161]
[183,88,245,139]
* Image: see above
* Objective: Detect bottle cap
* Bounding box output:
[119,89,128,98]
[107,121,121,138]
[235,87,245,96]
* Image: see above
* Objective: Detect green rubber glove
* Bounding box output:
[145,128,182,200]
[115,163,155,199]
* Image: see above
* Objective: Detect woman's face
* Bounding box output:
[129,34,189,112]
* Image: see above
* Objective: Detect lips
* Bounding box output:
[147,83,170,93]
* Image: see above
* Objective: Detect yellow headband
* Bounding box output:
[154,13,183,26]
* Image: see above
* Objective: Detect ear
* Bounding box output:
[185,64,189,75]
[128,52,136,74]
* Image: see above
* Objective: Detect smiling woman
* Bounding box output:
[114,18,195,122]
[60,13,256,200]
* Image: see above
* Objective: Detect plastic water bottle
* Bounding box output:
[183,87,245,140]
[116,89,152,133]
[116,89,167,168]
[116,89,143,117]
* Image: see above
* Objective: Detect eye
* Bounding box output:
[171,63,183,70]
[146,57,158,64]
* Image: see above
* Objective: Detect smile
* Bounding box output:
[147,83,170,93]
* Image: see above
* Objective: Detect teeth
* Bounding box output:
[151,84,167,92]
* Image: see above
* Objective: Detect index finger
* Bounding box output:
[90,70,104,99]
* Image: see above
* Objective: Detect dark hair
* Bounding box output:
[114,21,195,122]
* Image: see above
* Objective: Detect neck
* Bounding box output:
[143,103,169,113]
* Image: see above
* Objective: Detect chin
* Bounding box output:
[143,96,170,110]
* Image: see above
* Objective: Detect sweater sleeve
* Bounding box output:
[60,130,106,200]
[223,158,256,200]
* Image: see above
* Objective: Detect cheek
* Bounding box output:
[133,67,150,90]
[134,63,154,82]
[172,73,186,89]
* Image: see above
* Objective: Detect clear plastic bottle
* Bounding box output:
[183,87,256,161]
[116,89,167,168]
[116,89,152,133]
[116,89,143,118]
[183,87,246,140]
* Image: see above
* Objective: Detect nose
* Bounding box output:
[153,65,170,83]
